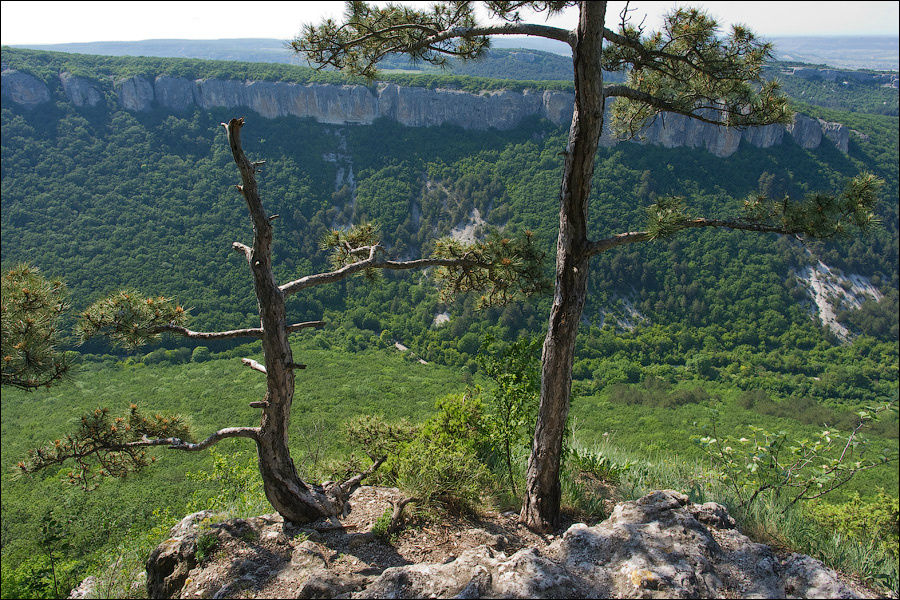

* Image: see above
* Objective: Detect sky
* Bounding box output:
[1,1,898,46]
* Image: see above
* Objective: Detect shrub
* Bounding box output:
[694,408,897,510]
[807,491,900,560]
[395,438,491,511]
[364,393,495,512]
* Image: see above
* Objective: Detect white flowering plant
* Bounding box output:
[693,406,896,510]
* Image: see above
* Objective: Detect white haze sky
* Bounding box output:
[1,1,898,46]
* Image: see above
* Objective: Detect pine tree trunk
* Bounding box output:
[520,1,607,533]
[225,118,344,524]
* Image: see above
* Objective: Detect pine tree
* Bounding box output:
[295,0,881,531]
[15,118,545,522]
[1,264,71,390]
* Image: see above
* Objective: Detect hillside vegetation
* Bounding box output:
[1,48,898,597]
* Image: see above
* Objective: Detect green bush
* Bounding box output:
[373,393,495,512]
[807,491,900,560]
[191,346,211,363]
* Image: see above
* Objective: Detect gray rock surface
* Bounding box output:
[145,510,215,598]
[819,119,850,153]
[67,575,97,599]
[154,75,195,112]
[115,75,155,112]
[1,69,50,107]
[358,490,867,599]
[4,66,851,157]
[787,113,823,149]
[145,489,871,599]
[59,72,103,107]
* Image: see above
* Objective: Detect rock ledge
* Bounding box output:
[140,488,872,599]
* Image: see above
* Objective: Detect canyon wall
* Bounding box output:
[2,68,850,157]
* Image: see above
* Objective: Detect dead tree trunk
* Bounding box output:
[520,1,607,533]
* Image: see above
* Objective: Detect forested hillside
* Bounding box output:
[1,48,898,395]
[1,47,898,597]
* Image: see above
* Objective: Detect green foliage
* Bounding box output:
[75,290,187,349]
[294,2,574,80]
[191,346,211,363]
[646,196,690,239]
[838,290,899,342]
[432,230,549,308]
[807,490,900,561]
[741,172,882,238]
[1,264,71,390]
[605,7,791,136]
[321,223,382,271]
[566,446,630,485]
[395,436,492,512]
[15,404,193,489]
[477,334,541,494]
[0,39,896,593]
[195,528,219,564]
[344,414,417,463]
[185,449,267,517]
[370,508,394,541]
[384,393,493,511]
[694,408,898,510]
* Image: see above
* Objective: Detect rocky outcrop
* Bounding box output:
[796,256,883,341]
[114,75,154,112]
[1,69,50,107]
[58,72,103,107]
[144,489,871,599]
[819,119,850,153]
[3,67,852,157]
[786,114,823,149]
[360,491,866,599]
[119,76,861,157]
[153,75,194,112]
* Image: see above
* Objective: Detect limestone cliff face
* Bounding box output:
[2,68,850,157]
[0,69,50,107]
[115,75,154,112]
[59,73,103,107]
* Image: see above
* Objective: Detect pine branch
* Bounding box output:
[585,174,881,257]
[152,324,265,340]
[293,1,572,78]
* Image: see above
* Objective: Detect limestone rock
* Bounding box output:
[115,75,154,112]
[819,119,849,153]
[144,489,872,599]
[59,73,103,107]
[10,63,852,159]
[154,75,195,111]
[67,575,97,599]
[787,113,823,149]
[742,123,785,149]
[357,490,869,599]
[1,69,50,107]
[541,90,575,126]
[146,510,214,598]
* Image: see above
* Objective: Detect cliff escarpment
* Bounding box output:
[2,67,849,158]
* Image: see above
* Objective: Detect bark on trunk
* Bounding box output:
[224,118,343,523]
[520,1,607,533]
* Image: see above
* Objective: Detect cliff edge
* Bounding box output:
[111,488,873,599]
[3,68,849,158]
